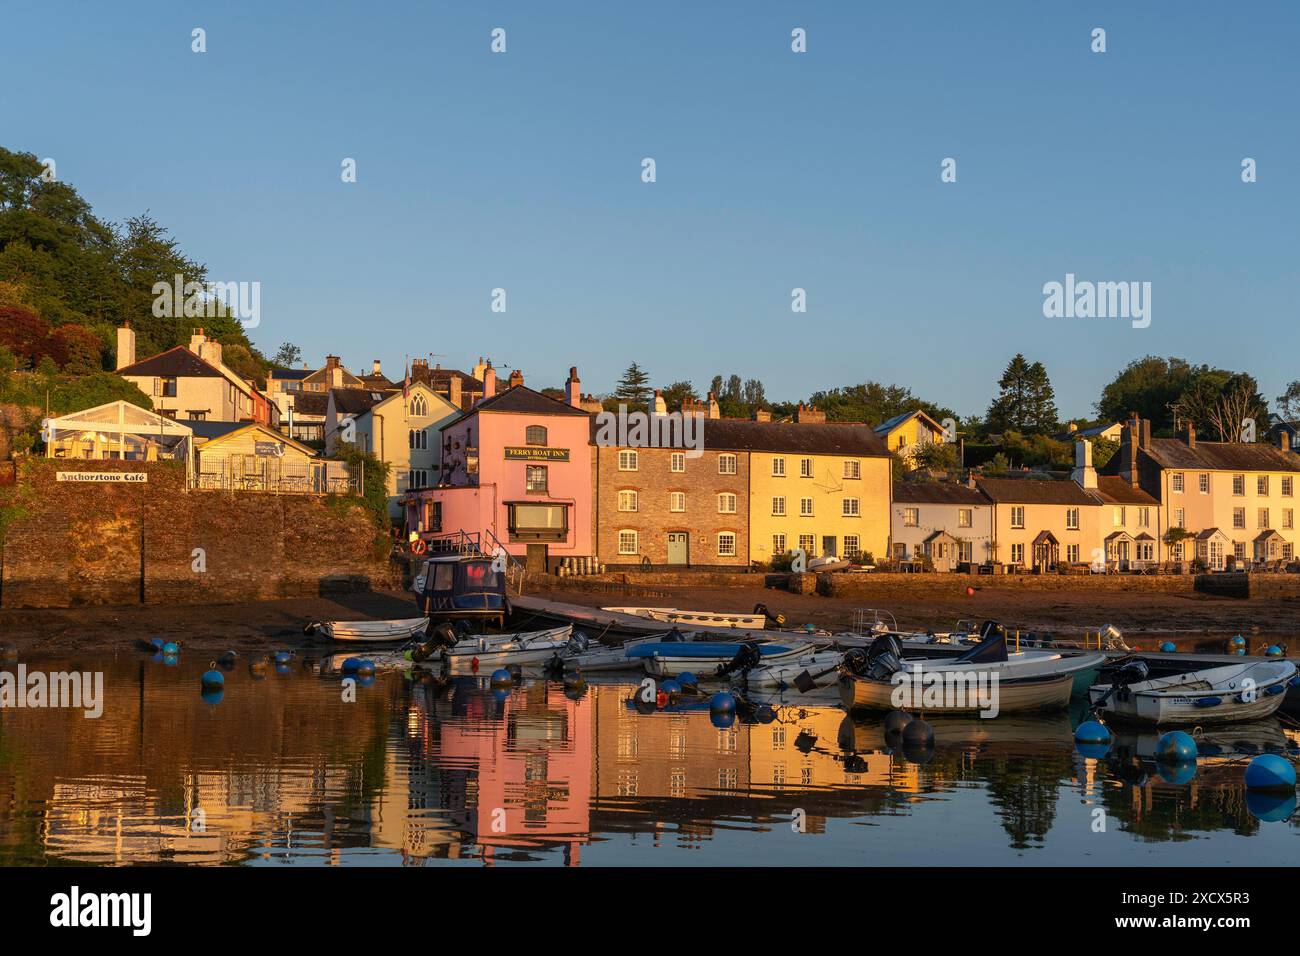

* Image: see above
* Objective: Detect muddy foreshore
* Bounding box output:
[1,582,1297,654]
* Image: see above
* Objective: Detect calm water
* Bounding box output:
[1,651,1297,866]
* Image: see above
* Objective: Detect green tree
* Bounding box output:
[660,380,699,411]
[273,342,303,368]
[614,362,651,407]
[987,354,1057,434]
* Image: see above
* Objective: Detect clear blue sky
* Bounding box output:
[5,1,1297,420]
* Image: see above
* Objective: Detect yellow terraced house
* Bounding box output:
[746,422,892,566]
[873,409,948,469]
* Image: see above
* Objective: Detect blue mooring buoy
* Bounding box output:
[489,668,512,687]
[274,651,292,665]
[660,679,683,698]
[1265,645,1283,657]
[1074,720,1112,745]
[709,691,737,715]
[162,642,179,656]
[1155,730,1198,763]
[1244,753,1297,792]
[200,667,225,690]
[1159,641,1176,653]
[1230,634,1246,647]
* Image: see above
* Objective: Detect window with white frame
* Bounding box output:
[1199,473,1209,494]
[1138,507,1150,528]
[525,425,547,446]
[771,496,786,516]
[772,457,785,477]
[1067,544,1080,563]
[958,508,972,528]
[959,540,973,562]
[1066,507,1079,530]
[718,493,737,514]
[1258,508,1270,529]
[618,530,638,554]
[526,465,548,493]
[903,507,918,527]
[408,469,429,490]
[843,460,860,479]
[718,454,737,475]
[670,452,685,473]
[618,490,638,512]
[798,534,815,553]
[800,458,813,478]
[844,534,860,557]
[1258,475,1270,496]
[799,497,814,517]
[842,498,860,517]
[1010,506,1025,529]
[1283,477,1293,497]
[717,532,737,557]
[1174,508,1185,528]
[1233,474,1245,496]
[772,533,786,554]
[1113,506,1125,527]
[1172,473,1183,493]
[618,450,638,471]
[1284,509,1294,530]
[1233,507,1246,529]
[410,394,427,417]
[669,492,686,512]
[1010,543,1024,564]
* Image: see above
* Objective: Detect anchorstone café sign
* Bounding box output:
[57,472,148,483]
[503,446,569,462]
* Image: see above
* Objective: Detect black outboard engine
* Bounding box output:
[841,647,870,676]
[716,641,764,678]
[663,626,688,643]
[863,633,904,680]
[753,604,786,629]
[409,622,462,663]
[1092,656,1151,711]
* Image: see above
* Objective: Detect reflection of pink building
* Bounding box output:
[435,682,593,858]
[407,367,593,572]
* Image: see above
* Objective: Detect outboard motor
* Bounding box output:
[409,622,461,663]
[862,633,904,680]
[1092,656,1150,711]
[716,641,764,678]
[663,626,688,643]
[753,603,786,629]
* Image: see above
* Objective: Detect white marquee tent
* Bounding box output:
[43,400,193,478]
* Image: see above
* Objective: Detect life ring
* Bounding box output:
[412,539,428,555]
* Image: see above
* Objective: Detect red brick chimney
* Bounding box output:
[1185,422,1197,449]
[449,374,462,409]
[565,367,581,407]
[508,369,523,389]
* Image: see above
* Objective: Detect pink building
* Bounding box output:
[406,367,593,572]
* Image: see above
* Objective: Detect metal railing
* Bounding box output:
[192,460,359,495]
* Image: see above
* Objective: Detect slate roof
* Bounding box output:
[874,409,944,436]
[188,420,252,440]
[975,477,1098,505]
[290,391,329,416]
[330,388,399,415]
[117,346,222,379]
[270,368,313,381]
[1094,475,1160,506]
[473,385,589,418]
[1139,437,1300,473]
[892,482,988,506]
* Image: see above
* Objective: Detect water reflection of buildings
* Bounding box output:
[5,657,1294,866]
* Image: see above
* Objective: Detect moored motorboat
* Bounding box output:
[745,649,846,690]
[552,630,661,673]
[629,640,812,677]
[442,625,574,670]
[1088,658,1297,725]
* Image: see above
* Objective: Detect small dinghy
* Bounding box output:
[1088,658,1297,725]
[808,556,851,573]
[628,639,811,677]
[746,648,846,690]
[310,617,429,643]
[442,625,574,670]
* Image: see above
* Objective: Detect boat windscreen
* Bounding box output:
[954,627,1009,664]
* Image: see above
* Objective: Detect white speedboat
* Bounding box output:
[554,631,660,673]
[1088,659,1297,725]
[443,625,574,671]
[312,617,428,642]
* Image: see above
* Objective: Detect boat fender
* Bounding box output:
[901,718,934,748]
[1159,641,1176,653]
[1193,696,1222,708]
[677,672,699,692]
[1265,645,1283,657]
